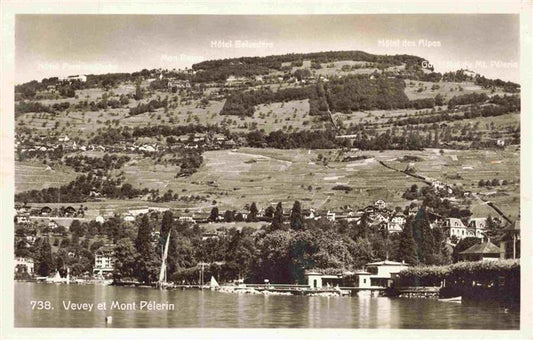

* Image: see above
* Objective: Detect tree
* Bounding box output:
[434,93,445,106]
[485,215,503,239]
[70,219,82,236]
[290,201,304,230]
[134,214,160,283]
[136,215,152,255]
[134,83,143,101]
[253,230,294,283]
[247,202,258,222]
[398,217,418,265]
[410,208,435,264]
[209,207,219,222]
[264,206,275,219]
[161,211,173,240]
[104,216,126,244]
[37,237,54,276]
[223,210,235,222]
[271,202,284,231]
[113,238,137,281]
[411,208,436,264]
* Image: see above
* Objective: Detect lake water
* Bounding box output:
[15,282,519,329]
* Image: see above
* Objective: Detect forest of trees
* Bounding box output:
[326,75,411,112]
[220,87,313,116]
[220,74,445,118]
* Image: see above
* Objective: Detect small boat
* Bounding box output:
[46,271,68,284]
[209,276,220,290]
[438,296,462,303]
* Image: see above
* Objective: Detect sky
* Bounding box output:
[15,14,520,84]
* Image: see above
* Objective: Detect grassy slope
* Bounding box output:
[15,160,78,193]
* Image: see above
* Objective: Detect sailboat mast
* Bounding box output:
[159,232,171,284]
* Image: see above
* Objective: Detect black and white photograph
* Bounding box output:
[2,2,532,338]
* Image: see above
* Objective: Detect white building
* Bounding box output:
[468,218,487,239]
[123,214,135,222]
[444,218,469,239]
[178,216,195,223]
[15,257,34,274]
[305,271,343,289]
[139,145,156,153]
[361,260,409,288]
[374,200,387,210]
[15,213,30,224]
[385,220,404,233]
[93,246,115,275]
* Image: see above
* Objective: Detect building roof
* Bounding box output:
[96,245,115,254]
[459,242,501,255]
[350,270,371,275]
[447,217,466,228]
[365,260,408,267]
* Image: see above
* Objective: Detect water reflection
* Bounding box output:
[14,282,519,329]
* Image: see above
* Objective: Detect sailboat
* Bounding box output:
[157,232,173,289]
[209,276,220,290]
[46,270,68,284]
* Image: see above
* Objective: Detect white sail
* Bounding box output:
[210,276,219,288]
[158,232,171,284]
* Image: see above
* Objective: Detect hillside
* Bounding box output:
[14,50,520,223]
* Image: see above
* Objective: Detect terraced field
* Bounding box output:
[15,160,78,193]
[113,147,520,218]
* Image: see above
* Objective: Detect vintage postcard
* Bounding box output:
[1,1,531,339]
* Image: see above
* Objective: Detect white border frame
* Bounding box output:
[1,1,531,339]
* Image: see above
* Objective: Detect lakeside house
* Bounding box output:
[15,257,34,275]
[93,245,115,275]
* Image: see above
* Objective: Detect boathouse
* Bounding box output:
[304,271,343,289]
[357,260,409,288]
